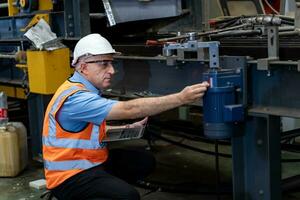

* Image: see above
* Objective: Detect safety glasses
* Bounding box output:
[85,60,116,67]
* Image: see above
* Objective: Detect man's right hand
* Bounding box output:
[178,81,210,104]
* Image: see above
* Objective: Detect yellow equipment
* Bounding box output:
[8,0,53,16]
[26,48,71,95]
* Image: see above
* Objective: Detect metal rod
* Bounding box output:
[89,13,106,19]
[279,26,295,31]
[0,3,8,8]
[158,24,250,42]
[0,53,16,59]
[0,1,17,8]
[210,29,261,38]
[279,30,300,36]
[215,140,221,200]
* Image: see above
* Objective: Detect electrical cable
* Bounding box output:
[281,159,300,163]
[215,17,242,29]
[148,129,232,158]
[262,0,279,15]
[151,135,300,163]
[147,121,300,162]
[282,143,300,153]
[135,180,232,195]
[140,135,300,195]
[148,120,231,145]
[281,128,300,140]
[280,19,294,26]
[282,175,300,192]
[124,120,300,195]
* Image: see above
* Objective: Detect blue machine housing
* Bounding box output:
[203,69,244,139]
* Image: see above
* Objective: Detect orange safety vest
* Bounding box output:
[42,80,108,189]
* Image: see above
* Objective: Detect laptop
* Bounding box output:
[103,125,146,142]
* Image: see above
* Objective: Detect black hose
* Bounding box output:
[148,129,232,158]
[148,119,231,145]
[282,175,300,192]
[148,122,300,162]
[136,171,300,195]
[281,128,300,140]
[280,19,294,26]
[282,143,300,153]
[146,118,300,165]
[136,180,232,195]
[281,159,300,163]
[144,125,300,195]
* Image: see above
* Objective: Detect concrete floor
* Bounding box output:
[0,134,300,200]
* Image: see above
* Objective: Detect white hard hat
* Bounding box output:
[72,33,121,66]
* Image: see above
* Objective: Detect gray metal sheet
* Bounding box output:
[108,0,183,24]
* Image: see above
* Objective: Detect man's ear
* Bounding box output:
[80,63,88,74]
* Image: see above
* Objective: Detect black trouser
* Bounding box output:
[51,148,156,200]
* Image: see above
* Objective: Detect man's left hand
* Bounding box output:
[128,117,148,128]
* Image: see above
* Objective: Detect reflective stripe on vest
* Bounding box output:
[43,124,106,149]
[44,159,103,171]
[43,85,106,150]
[43,135,107,149]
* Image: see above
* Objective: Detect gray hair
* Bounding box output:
[74,54,93,71]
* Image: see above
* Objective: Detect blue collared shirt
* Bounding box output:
[57,71,118,132]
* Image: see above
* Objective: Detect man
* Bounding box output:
[42,33,209,200]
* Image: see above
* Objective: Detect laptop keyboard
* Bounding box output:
[120,128,140,139]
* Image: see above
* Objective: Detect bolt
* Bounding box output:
[69,32,74,36]
[259,189,264,195]
[68,23,73,27]
[257,139,263,145]
[68,14,73,19]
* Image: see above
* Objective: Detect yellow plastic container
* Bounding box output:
[0,122,28,177]
[27,48,71,94]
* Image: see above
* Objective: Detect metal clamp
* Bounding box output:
[163,40,220,68]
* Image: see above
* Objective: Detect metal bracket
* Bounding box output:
[64,0,91,38]
[297,60,300,72]
[295,2,300,29]
[257,26,279,70]
[20,14,49,32]
[257,57,278,71]
[163,41,220,68]
[102,0,116,26]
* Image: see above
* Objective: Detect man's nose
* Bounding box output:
[108,65,115,74]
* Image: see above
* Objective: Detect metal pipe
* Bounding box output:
[279,26,295,31]
[279,30,300,36]
[158,24,250,42]
[0,53,16,59]
[89,13,106,19]
[210,29,261,38]
[0,1,17,9]
[0,3,8,8]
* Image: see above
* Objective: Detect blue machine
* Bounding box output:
[163,39,245,139]
[203,68,244,139]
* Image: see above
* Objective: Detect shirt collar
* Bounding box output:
[69,71,101,94]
